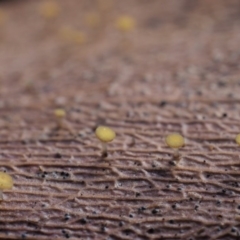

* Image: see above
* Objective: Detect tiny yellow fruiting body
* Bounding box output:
[95,126,116,143]
[116,16,135,32]
[54,109,66,118]
[165,133,184,149]
[235,134,240,145]
[165,133,184,161]
[0,172,13,189]
[40,1,60,19]
[95,126,116,157]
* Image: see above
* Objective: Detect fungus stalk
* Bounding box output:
[95,126,116,157]
[173,148,180,159]
[101,142,107,156]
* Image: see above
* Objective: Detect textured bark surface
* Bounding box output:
[1,0,240,239]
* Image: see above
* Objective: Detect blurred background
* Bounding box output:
[0,0,240,108]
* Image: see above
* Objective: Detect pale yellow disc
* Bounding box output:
[0,172,13,190]
[116,16,135,32]
[235,133,240,145]
[54,109,66,118]
[95,126,116,142]
[165,133,184,148]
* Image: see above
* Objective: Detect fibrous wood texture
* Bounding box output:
[0,0,240,239]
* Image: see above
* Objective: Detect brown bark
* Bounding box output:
[0,0,240,239]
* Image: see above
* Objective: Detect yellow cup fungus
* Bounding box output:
[95,126,116,142]
[166,133,184,149]
[40,1,60,19]
[0,172,13,200]
[235,134,240,145]
[54,108,66,129]
[165,133,185,159]
[54,108,66,118]
[116,16,135,32]
[95,126,116,156]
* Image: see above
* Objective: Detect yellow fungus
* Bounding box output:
[95,126,116,156]
[95,126,116,143]
[54,108,66,118]
[54,108,66,130]
[235,134,240,145]
[0,172,13,189]
[116,16,135,32]
[165,133,184,160]
[0,172,13,200]
[40,1,60,19]
[165,133,184,149]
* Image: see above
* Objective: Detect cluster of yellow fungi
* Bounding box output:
[51,109,240,162]
[2,109,240,202]
[2,0,240,208]
[39,1,136,46]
